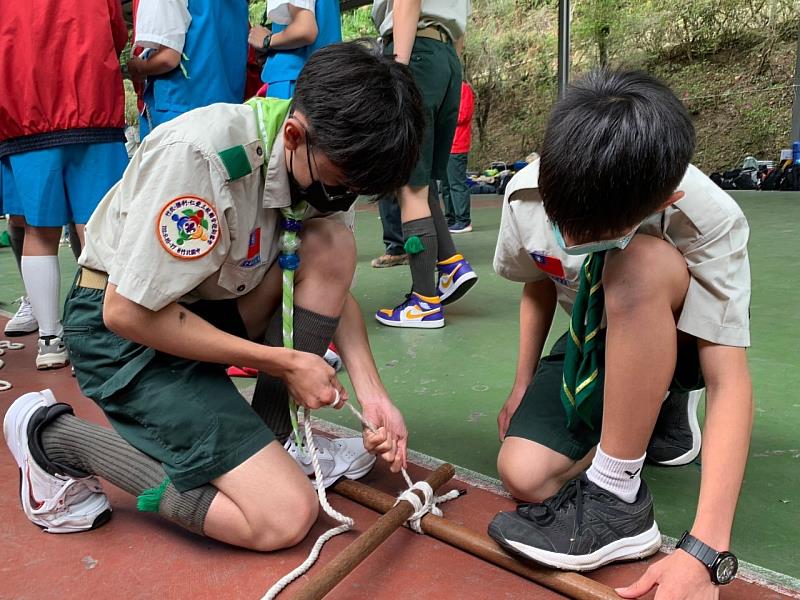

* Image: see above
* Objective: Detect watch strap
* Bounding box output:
[677,532,719,567]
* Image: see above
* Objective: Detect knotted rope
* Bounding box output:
[261,209,461,599]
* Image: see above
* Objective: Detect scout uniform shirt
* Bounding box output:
[493,161,751,348]
[80,100,353,311]
[372,0,471,41]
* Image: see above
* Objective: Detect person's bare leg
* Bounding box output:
[240,219,356,440]
[237,219,355,339]
[599,235,690,459]
[498,436,594,502]
[206,442,319,550]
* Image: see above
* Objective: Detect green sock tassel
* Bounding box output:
[137,478,170,512]
[404,235,425,255]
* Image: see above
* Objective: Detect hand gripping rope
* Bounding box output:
[261,210,460,599]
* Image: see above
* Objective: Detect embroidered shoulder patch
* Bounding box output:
[157,196,220,260]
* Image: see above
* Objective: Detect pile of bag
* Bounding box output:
[710,157,800,191]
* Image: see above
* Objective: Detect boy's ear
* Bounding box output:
[659,191,684,211]
[283,118,305,152]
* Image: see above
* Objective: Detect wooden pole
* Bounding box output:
[333,478,619,600]
[289,463,456,600]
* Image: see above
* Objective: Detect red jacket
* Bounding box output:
[0,0,128,157]
[451,82,474,154]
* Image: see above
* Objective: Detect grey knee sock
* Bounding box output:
[403,217,438,297]
[39,409,217,535]
[252,306,340,442]
[8,224,24,273]
[428,185,458,261]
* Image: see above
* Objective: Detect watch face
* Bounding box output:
[715,554,738,584]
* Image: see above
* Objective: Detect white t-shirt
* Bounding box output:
[493,161,752,348]
[268,0,316,26]
[134,0,191,53]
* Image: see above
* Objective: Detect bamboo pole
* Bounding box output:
[333,478,619,600]
[289,463,456,600]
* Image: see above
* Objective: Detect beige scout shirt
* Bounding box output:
[81,103,354,312]
[493,161,751,348]
[372,0,471,42]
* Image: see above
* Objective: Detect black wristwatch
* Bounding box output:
[262,31,273,50]
[676,531,738,585]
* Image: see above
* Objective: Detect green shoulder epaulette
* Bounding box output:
[217,144,253,181]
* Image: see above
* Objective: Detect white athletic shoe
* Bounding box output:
[3,390,111,533]
[36,336,70,370]
[285,434,376,488]
[4,297,38,336]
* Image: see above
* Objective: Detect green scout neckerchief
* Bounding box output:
[560,251,606,429]
[247,97,308,445]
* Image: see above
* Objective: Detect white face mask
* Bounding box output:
[551,221,640,256]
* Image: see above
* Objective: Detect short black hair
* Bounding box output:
[293,41,425,196]
[539,68,695,241]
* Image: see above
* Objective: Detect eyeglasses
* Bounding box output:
[295,116,359,209]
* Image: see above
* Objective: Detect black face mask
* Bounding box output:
[287,131,358,213]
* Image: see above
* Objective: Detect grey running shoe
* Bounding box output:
[36,336,70,370]
[488,475,661,571]
[646,389,703,466]
[4,297,38,336]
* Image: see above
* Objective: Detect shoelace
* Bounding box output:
[13,297,34,319]
[518,478,587,535]
[391,291,416,311]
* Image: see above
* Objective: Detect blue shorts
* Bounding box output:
[266,80,296,100]
[1,143,128,227]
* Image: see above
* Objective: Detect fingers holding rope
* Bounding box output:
[327,376,348,410]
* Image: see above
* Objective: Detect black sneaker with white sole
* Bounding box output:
[646,389,703,466]
[488,475,661,571]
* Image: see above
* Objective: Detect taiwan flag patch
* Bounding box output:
[530,252,565,278]
[241,228,262,268]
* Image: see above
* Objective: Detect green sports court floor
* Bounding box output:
[1,191,798,583]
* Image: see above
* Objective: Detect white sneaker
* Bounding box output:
[4,297,38,336]
[285,434,376,488]
[3,390,112,533]
[36,336,70,370]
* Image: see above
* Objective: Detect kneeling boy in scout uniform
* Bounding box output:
[3,43,425,551]
[488,70,751,597]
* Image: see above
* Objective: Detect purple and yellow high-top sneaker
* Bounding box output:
[437,254,478,305]
[375,292,445,329]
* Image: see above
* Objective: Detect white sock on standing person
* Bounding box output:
[586,444,646,503]
[21,255,62,337]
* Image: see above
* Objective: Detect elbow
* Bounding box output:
[301,22,318,46]
[102,295,136,340]
[158,48,183,72]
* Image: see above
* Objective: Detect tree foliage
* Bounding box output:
[465,0,799,170]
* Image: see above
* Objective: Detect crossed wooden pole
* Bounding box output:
[289,463,618,600]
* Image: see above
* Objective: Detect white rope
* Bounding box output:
[0,341,24,392]
[345,402,461,533]
[262,409,355,600]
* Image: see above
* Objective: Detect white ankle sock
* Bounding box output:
[21,255,62,337]
[586,445,645,503]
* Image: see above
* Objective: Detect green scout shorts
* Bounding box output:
[386,36,462,186]
[62,274,275,492]
[505,330,704,460]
